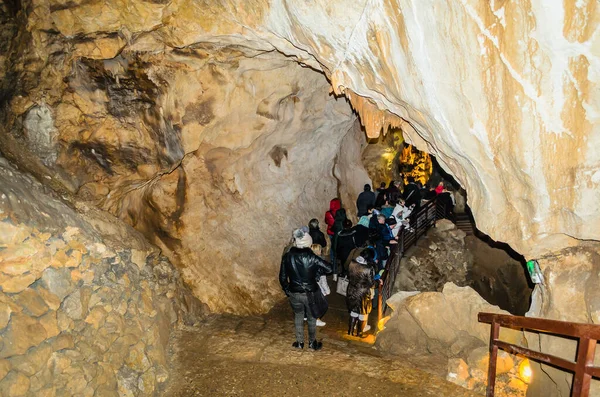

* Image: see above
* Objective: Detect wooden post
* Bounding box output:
[486,320,500,397]
[572,338,596,397]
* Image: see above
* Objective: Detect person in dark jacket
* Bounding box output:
[437,188,455,221]
[386,180,401,204]
[353,222,370,248]
[373,214,397,269]
[403,177,422,210]
[331,208,347,277]
[423,185,437,200]
[374,182,387,208]
[356,184,376,217]
[336,219,357,276]
[308,218,327,248]
[279,228,332,350]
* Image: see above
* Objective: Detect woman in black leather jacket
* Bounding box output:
[279,228,332,350]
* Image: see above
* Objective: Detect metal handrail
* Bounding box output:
[378,197,439,321]
[478,312,600,397]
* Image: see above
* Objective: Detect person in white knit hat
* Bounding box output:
[279,227,332,350]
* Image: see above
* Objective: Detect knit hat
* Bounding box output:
[293,228,313,249]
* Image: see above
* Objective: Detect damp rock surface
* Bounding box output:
[394,219,532,315]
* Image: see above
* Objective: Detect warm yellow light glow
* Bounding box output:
[518,359,532,384]
[382,152,396,161]
[377,315,391,332]
[399,144,432,186]
[340,332,376,345]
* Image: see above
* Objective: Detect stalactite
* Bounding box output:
[332,81,403,139]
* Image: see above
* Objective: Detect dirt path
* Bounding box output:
[165,285,480,396]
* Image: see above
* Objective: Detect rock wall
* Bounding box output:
[0,1,365,314]
[466,235,532,316]
[394,220,531,315]
[23,0,590,259]
[4,0,596,261]
[0,157,205,396]
[377,283,528,396]
[525,244,600,396]
[394,220,471,293]
[2,0,597,306]
[361,127,404,187]
[263,0,600,259]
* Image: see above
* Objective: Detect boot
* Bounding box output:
[347,317,356,335]
[358,320,372,338]
[357,320,367,338]
[292,341,304,349]
[308,340,322,351]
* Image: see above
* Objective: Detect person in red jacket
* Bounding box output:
[435,181,445,195]
[324,198,341,264]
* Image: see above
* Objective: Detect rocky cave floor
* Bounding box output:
[164,280,479,397]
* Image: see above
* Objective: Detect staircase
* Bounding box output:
[454,212,474,235]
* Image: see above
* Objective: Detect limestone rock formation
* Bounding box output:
[0,157,205,396]
[377,283,524,357]
[378,283,527,396]
[394,220,472,293]
[361,127,404,187]
[263,0,600,259]
[2,0,598,306]
[525,245,600,397]
[0,2,364,313]
[29,0,589,259]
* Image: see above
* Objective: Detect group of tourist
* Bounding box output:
[279,177,456,350]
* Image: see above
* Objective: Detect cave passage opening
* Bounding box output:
[358,126,533,315]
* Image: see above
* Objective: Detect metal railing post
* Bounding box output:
[572,338,596,397]
[486,319,500,397]
[479,312,600,397]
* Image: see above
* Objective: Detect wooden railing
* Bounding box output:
[378,198,439,318]
[478,312,600,397]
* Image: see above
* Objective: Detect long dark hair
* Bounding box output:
[334,208,347,221]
